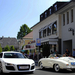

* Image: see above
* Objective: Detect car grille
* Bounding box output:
[17,65,30,70]
[6,66,15,70]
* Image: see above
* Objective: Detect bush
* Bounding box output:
[10,45,15,51]
[4,45,10,51]
[0,44,2,52]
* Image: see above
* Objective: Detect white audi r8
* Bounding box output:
[0,51,35,73]
[38,54,75,72]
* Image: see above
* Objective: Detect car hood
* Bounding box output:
[2,58,34,64]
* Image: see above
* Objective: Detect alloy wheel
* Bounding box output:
[54,64,60,72]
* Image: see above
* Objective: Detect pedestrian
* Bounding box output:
[53,50,58,54]
[65,48,70,56]
[73,49,75,58]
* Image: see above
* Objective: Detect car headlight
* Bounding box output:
[5,63,14,66]
[32,63,35,66]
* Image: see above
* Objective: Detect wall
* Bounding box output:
[61,6,75,54]
[32,14,61,42]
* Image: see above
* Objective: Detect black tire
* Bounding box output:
[72,69,75,72]
[54,64,60,72]
[39,62,44,69]
[30,71,34,74]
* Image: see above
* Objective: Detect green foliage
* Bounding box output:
[0,44,2,52]
[10,45,15,51]
[17,24,32,39]
[22,45,25,50]
[42,44,50,57]
[4,45,10,51]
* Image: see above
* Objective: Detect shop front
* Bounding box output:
[23,40,40,60]
[39,38,61,57]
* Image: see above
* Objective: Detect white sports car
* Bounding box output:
[38,54,75,72]
[0,51,35,73]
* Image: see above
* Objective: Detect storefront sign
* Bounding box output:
[36,38,41,46]
[23,45,35,50]
[28,40,35,44]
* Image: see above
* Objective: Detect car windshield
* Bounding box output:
[48,54,61,58]
[4,53,25,58]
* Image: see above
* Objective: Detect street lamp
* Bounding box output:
[68,28,74,35]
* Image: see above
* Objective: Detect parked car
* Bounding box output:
[38,54,75,72]
[0,51,35,73]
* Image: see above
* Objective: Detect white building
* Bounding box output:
[31,0,75,56]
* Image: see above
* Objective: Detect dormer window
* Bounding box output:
[41,15,43,18]
[45,12,47,18]
[54,4,57,11]
[41,15,43,20]
[49,9,51,14]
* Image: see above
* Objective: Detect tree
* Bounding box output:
[10,45,15,51]
[0,44,2,52]
[17,24,32,39]
[4,45,10,51]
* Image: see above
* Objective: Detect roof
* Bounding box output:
[31,0,74,29]
[0,37,19,48]
[1,51,21,53]
[23,31,33,39]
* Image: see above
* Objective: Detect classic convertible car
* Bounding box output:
[38,54,75,72]
[0,51,35,73]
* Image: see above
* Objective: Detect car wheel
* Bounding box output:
[30,71,34,74]
[39,62,44,69]
[54,64,60,72]
[71,69,75,72]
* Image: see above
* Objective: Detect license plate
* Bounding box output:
[71,62,75,66]
[19,66,29,69]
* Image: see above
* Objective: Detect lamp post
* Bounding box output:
[68,28,74,36]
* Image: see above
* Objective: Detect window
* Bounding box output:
[41,15,43,18]
[54,4,57,11]
[41,15,43,20]
[39,32,41,38]
[67,12,69,24]
[43,29,46,37]
[63,14,65,26]
[52,21,57,34]
[47,26,51,36]
[45,12,47,18]
[4,53,25,58]
[49,9,51,14]
[39,31,43,38]
[71,9,73,22]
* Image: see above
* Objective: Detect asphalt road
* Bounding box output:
[0,66,75,75]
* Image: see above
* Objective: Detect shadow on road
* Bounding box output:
[0,72,34,75]
[36,68,75,73]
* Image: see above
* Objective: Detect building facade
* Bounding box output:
[31,0,75,56]
[19,31,33,50]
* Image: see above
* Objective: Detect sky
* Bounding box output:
[0,0,70,38]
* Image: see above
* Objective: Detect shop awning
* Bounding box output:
[49,41,57,44]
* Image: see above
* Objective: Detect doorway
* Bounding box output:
[63,40,72,55]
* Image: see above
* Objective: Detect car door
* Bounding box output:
[41,58,48,67]
[44,58,54,68]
